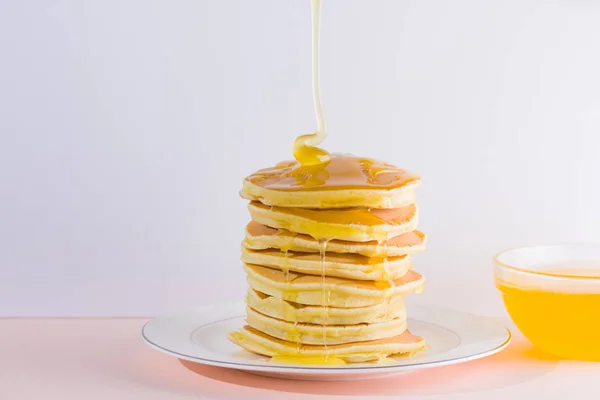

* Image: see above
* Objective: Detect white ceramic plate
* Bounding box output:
[142,302,511,381]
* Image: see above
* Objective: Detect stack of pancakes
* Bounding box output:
[229,154,427,364]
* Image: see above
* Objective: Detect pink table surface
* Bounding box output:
[1,318,599,400]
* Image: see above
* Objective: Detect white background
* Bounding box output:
[2,0,600,317]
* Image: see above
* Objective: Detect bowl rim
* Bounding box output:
[493,242,600,280]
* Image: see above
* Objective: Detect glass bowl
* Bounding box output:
[494,244,600,361]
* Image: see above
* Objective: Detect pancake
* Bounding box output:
[234,153,428,363]
[240,154,421,209]
[246,306,406,345]
[248,201,418,242]
[244,263,425,307]
[241,247,412,281]
[243,221,427,257]
[228,325,427,363]
[246,289,406,325]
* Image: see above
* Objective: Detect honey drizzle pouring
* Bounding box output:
[318,238,329,359]
[280,244,298,347]
[274,0,332,364]
[373,234,395,320]
[383,236,392,319]
[251,0,419,367]
[303,0,331,361]
[293,0,330,167]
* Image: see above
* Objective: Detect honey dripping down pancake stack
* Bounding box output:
[228,153,428,364]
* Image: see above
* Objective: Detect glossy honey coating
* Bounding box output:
[243,221,426,258]
[245,154,420,192]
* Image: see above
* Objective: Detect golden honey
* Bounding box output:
[248,201,417,242]
[318,238,329,358]
[496,266,600,361]
[249,201,416,226]
[293,135,331,167]
[245,154,420,191]
[244,221,426,258]
[291,0,329,168]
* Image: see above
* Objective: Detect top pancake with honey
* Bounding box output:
[241,154,420,209]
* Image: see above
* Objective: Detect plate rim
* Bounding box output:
[141,303,511,374]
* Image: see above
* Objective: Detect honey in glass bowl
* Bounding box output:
[494,244,600,361]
